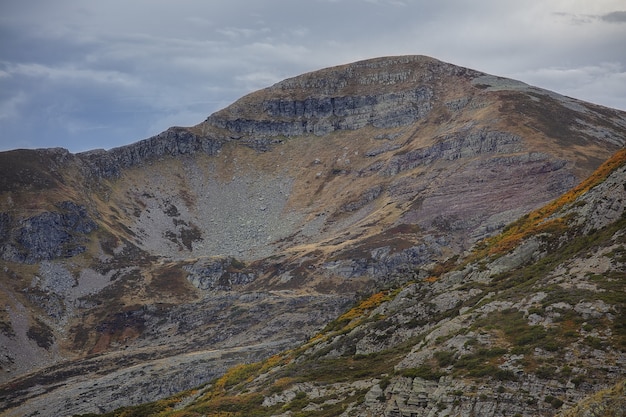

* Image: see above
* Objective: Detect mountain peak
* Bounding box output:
[268,55,470,93]
[204,55,483,137]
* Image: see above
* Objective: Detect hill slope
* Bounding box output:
[86,148,626,417]
[0,55,625,416]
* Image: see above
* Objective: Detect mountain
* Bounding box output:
[0,55,625,416]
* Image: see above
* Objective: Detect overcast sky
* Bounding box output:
[1,0,625,153]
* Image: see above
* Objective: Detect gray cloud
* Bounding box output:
[602,11,626,23]
[1,0,625,152]
[557,10,626,25]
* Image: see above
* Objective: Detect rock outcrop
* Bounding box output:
[208,86,434,136]
[1,201,97,263]
[184,257,257,291]
[79,127,223,178]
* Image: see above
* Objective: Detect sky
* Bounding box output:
[1,1,625,153]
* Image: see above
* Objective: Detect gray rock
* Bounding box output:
[321,241,442,282]
[184,257,257,291]
[208,88,434,139]
[1,201,97,263]
[79,127,223,178]
[382,130,523,176]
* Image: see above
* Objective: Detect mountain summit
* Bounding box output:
[1,55,625,416]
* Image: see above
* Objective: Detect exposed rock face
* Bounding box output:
[321,239,444,281]
[380,129,524,175]
[557,380,626,417]
[205,56,478,139]
[1,201,97,263]
[80,127,222,178]
[208,87,434,136]
[184,257,257,291]
[1,55,626,417]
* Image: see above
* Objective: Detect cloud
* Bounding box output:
[216,27,271,39]
[555,9,626,25]
[0,91,27,121]
[2,62,137,86]
[552,12,596,25]
[512,62,626,110]
[601,10,626,23]
[363,0,407,5]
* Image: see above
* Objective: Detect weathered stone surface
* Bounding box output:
[208,87,434,137]
[557,380,626,417]
[321,242,441,281]
[1,201,97,263]
[79,127,223,178]
[382,129,523,175]
[569,164,626,233]
[184,257,256,291]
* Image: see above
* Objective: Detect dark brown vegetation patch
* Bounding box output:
[26,318,54,349]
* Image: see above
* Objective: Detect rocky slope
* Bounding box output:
[89,147,626,417]
[0,55,625,416]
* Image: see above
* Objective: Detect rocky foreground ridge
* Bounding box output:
[0,55,625,416]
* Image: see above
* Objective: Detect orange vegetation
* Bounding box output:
[336,290,392,323]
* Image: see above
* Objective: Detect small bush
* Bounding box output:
[535,366,557,380]
[283,391,309,412]
[433,350,456,367]
[584,336,604,349]
[379,376,391,390]
[545,395,564,409]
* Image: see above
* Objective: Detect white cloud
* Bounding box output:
[290,27,310,37]
[513,63,626,109]
[2,62,137,86]
[216,26,271,39]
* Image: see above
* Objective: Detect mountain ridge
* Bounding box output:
[0,55,625,416]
